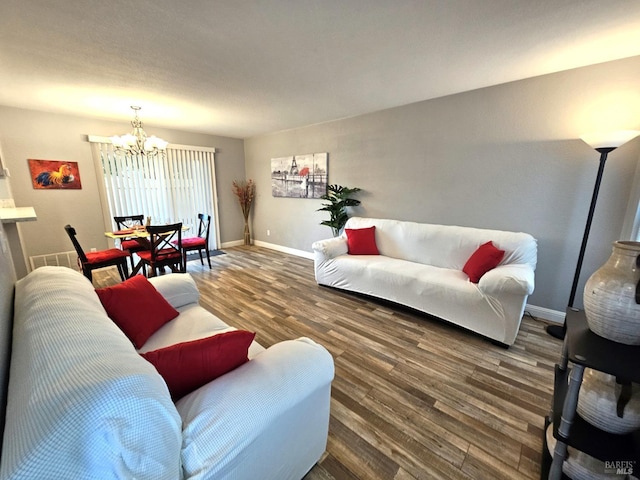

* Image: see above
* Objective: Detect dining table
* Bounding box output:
[105,224,190,276]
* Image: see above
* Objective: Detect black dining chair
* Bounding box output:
[175,213,212,271]
[65,225,130,282]
[113,215,147,270]
[137,223,184,277]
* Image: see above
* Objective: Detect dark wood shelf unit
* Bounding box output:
[564,308,640,382]
[552,365,640,463]
[543,308,640,479]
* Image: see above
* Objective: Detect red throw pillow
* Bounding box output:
[141,330,256,400]
[96,275,179,348]
[463,241,505,283]
[345,226,379,255]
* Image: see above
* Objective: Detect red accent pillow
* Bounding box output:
[345,226,379,255]
[463,241,505,283]
[96,275,179,348]
[141,330,256,400]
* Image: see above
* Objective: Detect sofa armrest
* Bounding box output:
[148,273,200,309]
[312,236,348,260]
[176,337,334,480]
[478,264,535,296]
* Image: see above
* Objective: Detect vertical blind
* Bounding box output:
[88,137,219,250]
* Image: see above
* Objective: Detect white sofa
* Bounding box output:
[0,266,334,480]
[312,217,537,346]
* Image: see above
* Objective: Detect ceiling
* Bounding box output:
[1,0,640,139]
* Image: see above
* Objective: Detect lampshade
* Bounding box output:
[110,106,168,157]
[580,130,640,151]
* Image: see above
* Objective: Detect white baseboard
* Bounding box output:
[525,304,565,324]
[220,240,244,248]
[227,239,567,324]
[221,239,314,259]
[253,240,314,259]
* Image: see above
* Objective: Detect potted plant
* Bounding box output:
[317,184,361,237]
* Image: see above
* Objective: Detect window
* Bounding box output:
[89,137,219,250]
[621,159,640,241]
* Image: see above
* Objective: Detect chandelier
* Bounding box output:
[110,106,168,157]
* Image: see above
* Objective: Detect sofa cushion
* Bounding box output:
[148,273,200,309]
[141,330,255,400]
[345,226,379,255]
[2,266,182,480]
[463,241,505,283]
[96,275,179,348]
[343,217,536,271]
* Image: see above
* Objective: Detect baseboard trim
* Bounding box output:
[525,304,564,324]
[220,240,244,248]
[253,240,314,259]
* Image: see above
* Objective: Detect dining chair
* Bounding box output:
[113,215,147,270]
[64,224,130,282]
[175,213,212,271]
[137,223,184,277]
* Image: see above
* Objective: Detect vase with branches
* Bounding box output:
[232,179,256,245]
[317,184,361,237]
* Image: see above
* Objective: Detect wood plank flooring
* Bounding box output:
[95,245,563,479]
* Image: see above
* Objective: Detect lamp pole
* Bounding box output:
[566,147,612,308]
[546,131,640,341]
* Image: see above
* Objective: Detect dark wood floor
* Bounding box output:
[95,245,563,480]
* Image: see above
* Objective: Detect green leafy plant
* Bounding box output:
[317,184,361,236]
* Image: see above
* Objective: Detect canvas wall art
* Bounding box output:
[29,159,82,189]
[271,152,328,198]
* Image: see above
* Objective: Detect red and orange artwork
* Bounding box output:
[28,159,82,190]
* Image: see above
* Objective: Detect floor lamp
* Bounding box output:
[546,130,640,340]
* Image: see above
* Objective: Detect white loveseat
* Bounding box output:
[0,266,334,480]
[312,217,537,346]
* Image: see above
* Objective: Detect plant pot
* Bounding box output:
[583,241,640,345]
[577,368,640,435]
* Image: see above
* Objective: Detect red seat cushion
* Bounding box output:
[345,226,380,255]
[178,237,206,248]
[140,330,256,400]
[462,241,505,283]
[120,239,146,251]
[85,248,129,264]
[95,275,179,348]
[138,249,182,262]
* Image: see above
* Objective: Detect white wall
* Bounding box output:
[0,106,246,266]
[0,140,12,200]
[0,221,16,447]
[244,56,640,313]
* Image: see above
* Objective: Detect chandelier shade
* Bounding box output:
[110,106,168,156]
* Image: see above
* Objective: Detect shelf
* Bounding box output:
[545,308,640,479]
[552,365,640,464]
[564,308,640,382]
[0,207,37,223]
